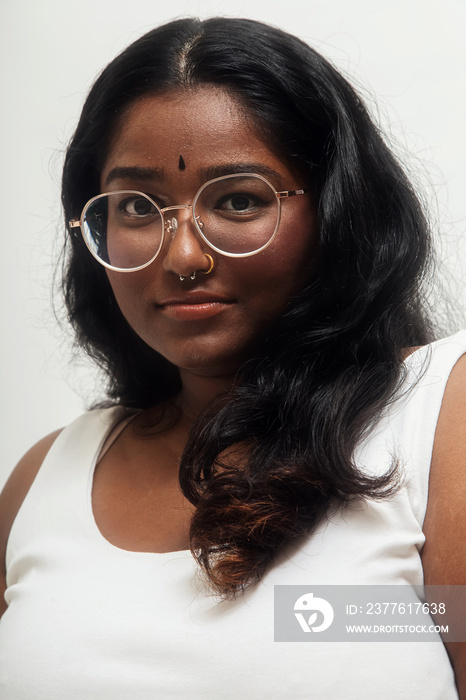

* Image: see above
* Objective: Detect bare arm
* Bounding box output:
[0,430,62,618]
[422,354,466,698]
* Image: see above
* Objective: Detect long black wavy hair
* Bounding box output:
[62,17,435,597]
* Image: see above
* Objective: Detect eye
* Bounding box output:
[216,192,264,214]
[118,195,157,217]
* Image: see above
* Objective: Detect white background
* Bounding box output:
[1,0,465,487]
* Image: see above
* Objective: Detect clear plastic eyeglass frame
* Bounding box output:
[69,172,308,273]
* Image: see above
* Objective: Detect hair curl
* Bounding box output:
[62,17,435,598]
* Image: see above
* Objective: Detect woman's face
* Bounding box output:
[100,87,318,378]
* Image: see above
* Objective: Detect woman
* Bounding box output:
[0,16,464,698]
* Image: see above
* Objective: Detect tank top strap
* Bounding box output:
[391,331,466,526]
[6,407,127,572]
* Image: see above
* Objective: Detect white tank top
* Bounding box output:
[1,333,465,699]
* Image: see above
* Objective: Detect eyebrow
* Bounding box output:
[201,163,284,182]
[104,166,165,186]
[104,163,284,187]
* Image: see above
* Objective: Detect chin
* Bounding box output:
[164,344,250,378]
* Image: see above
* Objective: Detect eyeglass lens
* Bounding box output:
[81,174,280,270]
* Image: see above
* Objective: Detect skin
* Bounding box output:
[422,356,466,694]
[0,86,464,694]
[0,85,319,567]
[101,88,317,389]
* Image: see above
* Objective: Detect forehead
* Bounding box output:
[105,88,257,156]
[121,87,250,133]
[100,87,299,186]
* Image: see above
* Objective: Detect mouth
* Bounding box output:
[156,292,236,320]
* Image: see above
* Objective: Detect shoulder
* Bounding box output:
[0,430,62,616]
[0,407,126,550]
[399,333,466,438]
[422,353,466,693]
[423,351,466,572]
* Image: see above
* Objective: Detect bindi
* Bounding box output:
[178,155,186,171]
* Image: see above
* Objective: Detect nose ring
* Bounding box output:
[179,272,197,281]
[179,255,215,282]
[201,254,214,275]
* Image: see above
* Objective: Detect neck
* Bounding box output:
[175,369,236,422]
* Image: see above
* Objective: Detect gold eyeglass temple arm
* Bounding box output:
[69,219,81,228]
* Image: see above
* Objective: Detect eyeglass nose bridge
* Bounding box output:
[162,204,193,238]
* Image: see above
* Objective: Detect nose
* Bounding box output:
[161,209,208,278]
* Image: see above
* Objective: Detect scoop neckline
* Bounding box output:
[86,333,466,558]
[85,407,193,560]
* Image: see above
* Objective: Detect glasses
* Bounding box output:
[69,173,307,272]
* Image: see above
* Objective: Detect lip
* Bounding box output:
[156,292,236,320]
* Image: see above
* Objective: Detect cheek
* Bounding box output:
[260,208,319,286]
[231,221,318,320]
[106,272,148,324]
